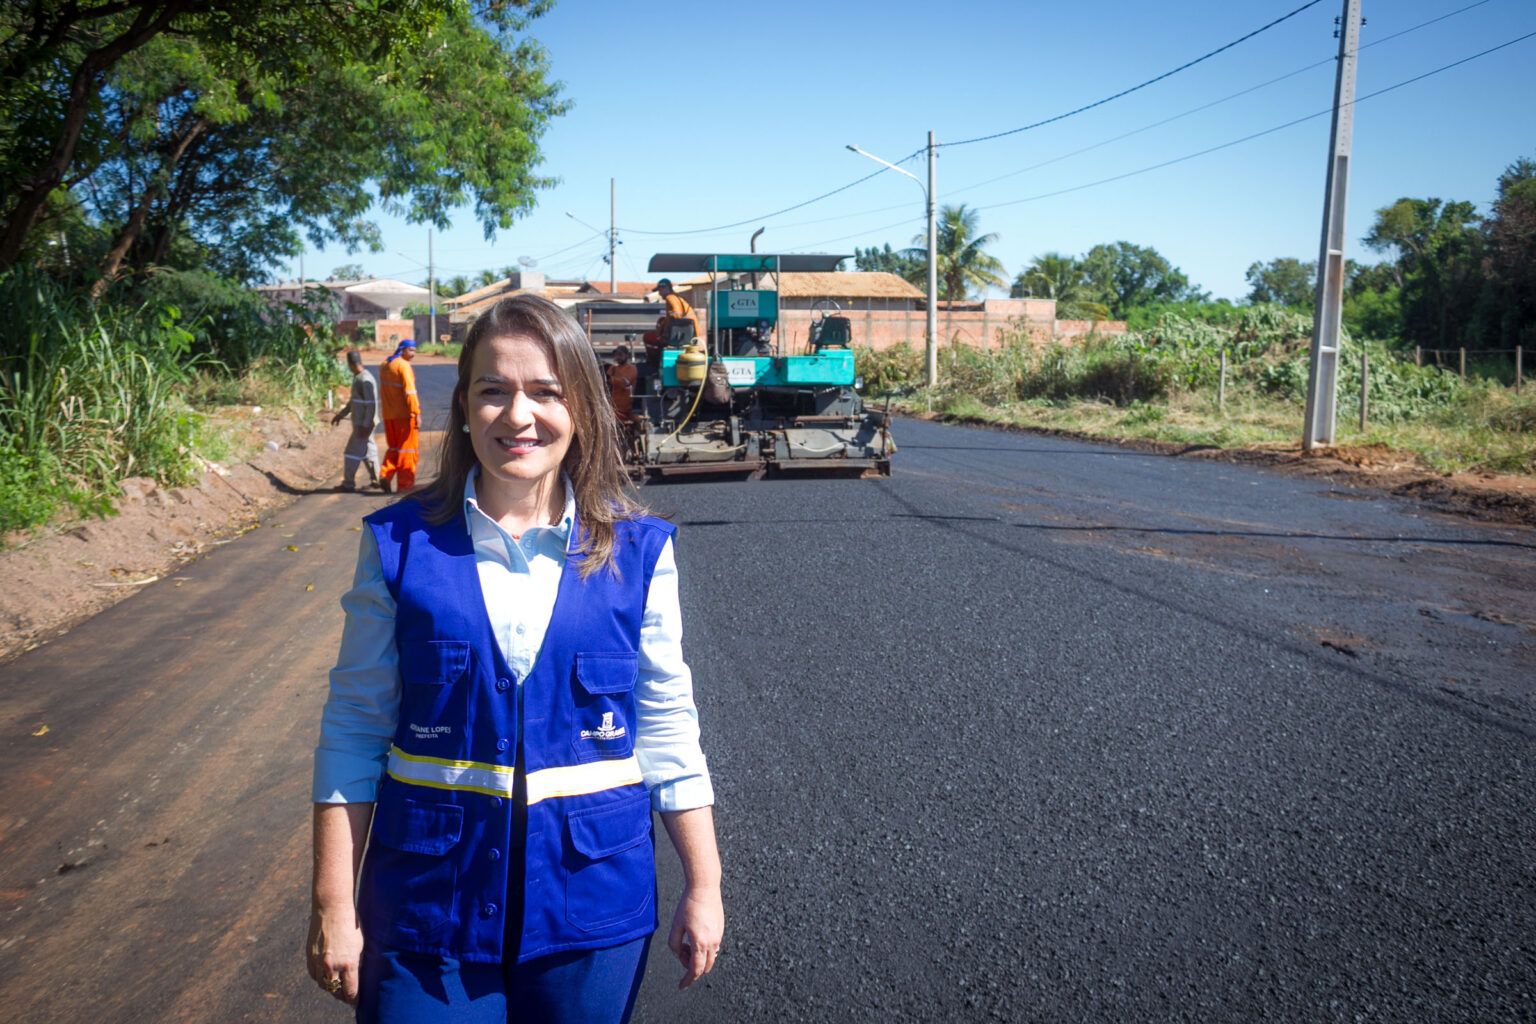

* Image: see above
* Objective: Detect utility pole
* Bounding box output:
[298,246,304,288]
[428,227,437,346]
[1302,0,1362,451]
[925,130,938,389]
[609,178,617,295]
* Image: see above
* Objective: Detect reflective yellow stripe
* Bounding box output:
[526,756,643,806]
[385,745,643,804]
[387,745,515,797]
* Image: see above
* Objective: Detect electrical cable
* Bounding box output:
[536,230,608,263]
[599,1,1497,248]
[943,0,1499,199]
[786,20,1529,251]
[938,0,1327,150]
[616,149,926,238]
[970,27,1536,215]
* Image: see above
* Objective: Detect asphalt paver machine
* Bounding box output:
[629,253,893,479]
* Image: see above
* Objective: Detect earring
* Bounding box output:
[461,423,470,433]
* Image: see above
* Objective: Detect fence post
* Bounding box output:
[1517,346,1523,393]
[1459,347,1466,377]
[1359,352,1368,432]
[1414,345,1422,367]
[1218,350,1227,411]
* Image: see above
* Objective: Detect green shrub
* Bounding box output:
[855,343,923,395]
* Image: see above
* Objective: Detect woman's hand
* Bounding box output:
[306,903,365,1006]
[308,803,374,1006]
[668,882,725,990]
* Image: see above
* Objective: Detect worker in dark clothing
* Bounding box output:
[332,349,381,491]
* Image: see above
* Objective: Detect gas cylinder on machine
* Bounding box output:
[676,341,708,383]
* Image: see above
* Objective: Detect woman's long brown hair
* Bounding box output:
[413,293,645,578]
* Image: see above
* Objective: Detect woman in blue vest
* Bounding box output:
[307,293,723,1022]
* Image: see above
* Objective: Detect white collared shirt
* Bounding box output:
[314,469,713,812]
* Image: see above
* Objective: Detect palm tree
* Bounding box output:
[902,204,1005,301]
[1011,252,1110,320]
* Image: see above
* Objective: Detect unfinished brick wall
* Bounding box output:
[765,309,1126,353]
[374,318,413,349]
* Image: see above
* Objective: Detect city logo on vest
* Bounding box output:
[579,712,626,741]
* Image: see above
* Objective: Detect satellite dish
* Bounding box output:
[517,255,537,268]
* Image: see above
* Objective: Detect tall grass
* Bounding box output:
[854,304,1534,476]
[0,270,345,535]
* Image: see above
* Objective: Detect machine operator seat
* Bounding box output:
[663,318,696,347]
[812,315,852,350]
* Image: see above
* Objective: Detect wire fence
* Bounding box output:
[1412,345,1527,391]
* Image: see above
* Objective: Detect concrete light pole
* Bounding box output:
[1303,0,1362,451]
[847,134,939,388]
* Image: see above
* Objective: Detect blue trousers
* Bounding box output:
[356,937,650,1024]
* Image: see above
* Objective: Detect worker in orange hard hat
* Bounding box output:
[378,338,420,492]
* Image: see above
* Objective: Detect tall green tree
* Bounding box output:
[902,204,1005,301]
[1081,241,1204,318]
[0,1,552,273]
[1363,197,1485,350]
[75,6,564,288]
[1244,257,1315,307]
[853,242,924,284]
[1010,252,1110,320]
[1483,158,1536,347]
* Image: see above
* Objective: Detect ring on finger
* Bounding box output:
[323,977,343,994]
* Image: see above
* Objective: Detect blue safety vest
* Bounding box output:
[359,498,675,963]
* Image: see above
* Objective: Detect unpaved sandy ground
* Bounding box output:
[3,380,1531,666]
[0,353,457,665]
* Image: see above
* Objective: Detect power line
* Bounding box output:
[942,0,1498,200]
[615,148,927,238]
[971,27,1536,215]
[939,0,1327,150]
[536,230,607,264]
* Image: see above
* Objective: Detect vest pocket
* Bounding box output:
[399,639,470,685]
[572,652,639,761]
[397,640,470,742]
[365,795,463,945]
[565,793,655,932]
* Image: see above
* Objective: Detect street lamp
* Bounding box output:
[848,133,938,388]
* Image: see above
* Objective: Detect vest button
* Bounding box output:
[488,848,501,861]
[497,738,510,752]
[481,903,498,917]
[496,677,510,692]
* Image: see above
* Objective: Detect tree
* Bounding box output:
[442,274,473,298]
[853,243,924,284]
[1080,241,1204,318]
[1483,157,1536,347]
[0,1,555,273]
[75,7,564,290]
[1364,197,1485,349]
[330,264,364,281]
[1244,257,1316,307]
[1011,252,1110,320]
[902,204,1004,302]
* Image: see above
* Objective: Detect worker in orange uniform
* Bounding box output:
[605,344,639,423]
[378,338,420,492]
[644,278,703,370]
[657,278,702,341]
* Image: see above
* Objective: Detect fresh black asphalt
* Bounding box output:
[631,414,1535,1023]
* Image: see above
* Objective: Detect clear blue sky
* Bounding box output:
[296,0,1536,302]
